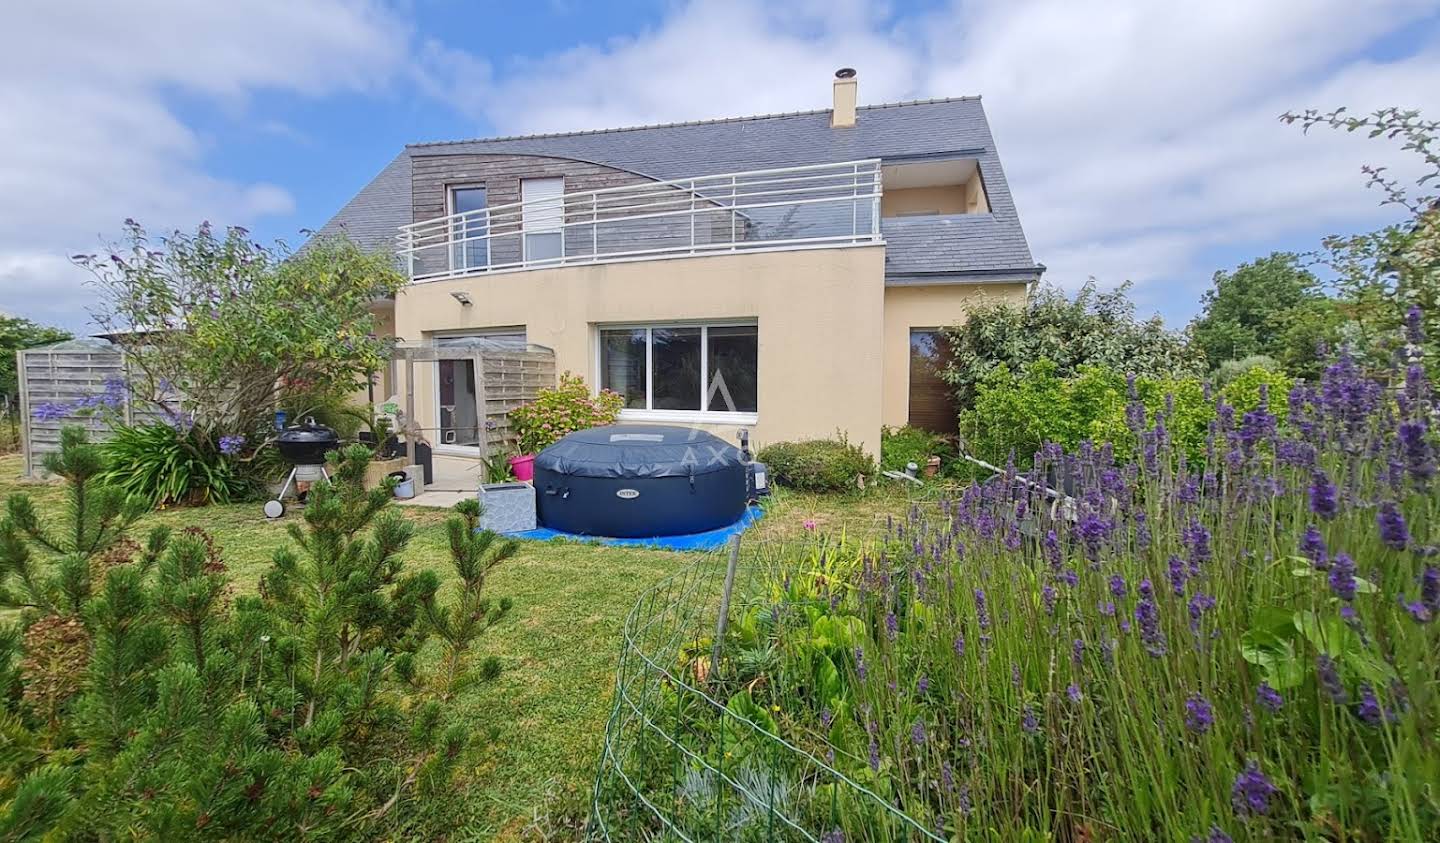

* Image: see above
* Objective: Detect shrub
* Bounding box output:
[940,281,1201,408]
[509,372,623,455]
[757,435,873,492]
[0,441,510,838]
[1214,354,1282,387]
[77,222,405,450]
[96,422,253,506]
[880,425,952,473]
[961,359,1293,468]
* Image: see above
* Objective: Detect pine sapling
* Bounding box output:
[421,499,517,699]
[0,426,158,616]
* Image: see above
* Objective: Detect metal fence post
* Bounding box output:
[710,534,741,683]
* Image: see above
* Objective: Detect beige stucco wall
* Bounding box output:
[881,186,968,217]
[881,283,1028,428]
[391,246,887,455]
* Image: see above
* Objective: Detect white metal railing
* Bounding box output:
[396,159,883,282]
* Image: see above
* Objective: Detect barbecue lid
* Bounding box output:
[277,418,339,444]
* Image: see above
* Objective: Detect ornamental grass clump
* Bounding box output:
[662,346,1437,841]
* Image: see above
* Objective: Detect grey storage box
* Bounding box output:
[478,482,536,532]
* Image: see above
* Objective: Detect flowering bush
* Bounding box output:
[508,372,623,455]
[623,342,1437,841]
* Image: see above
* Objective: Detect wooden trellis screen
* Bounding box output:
[17,339,129,477]
[393,342,556,463]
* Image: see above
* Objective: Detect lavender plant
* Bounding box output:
[659,344,1436,841]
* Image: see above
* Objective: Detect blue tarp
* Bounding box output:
[505,504,765,552]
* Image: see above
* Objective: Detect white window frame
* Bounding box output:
[447,184,489,272]
[521,176,565,263]
[594,320,758,425]
[430,327,527,455]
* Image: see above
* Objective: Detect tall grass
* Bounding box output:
[640,344,1437,841]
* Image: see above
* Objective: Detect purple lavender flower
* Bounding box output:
[1377,502,1410,551]
[917,675,929,695]
[1067,683,1082,703]
[1072,638,1085,665]
[854,647,867,681]
[868,736,880,771]
[820,707,833,728]
[1168,555,1189,596]
[1109,574,1128,600]
[1185,520,1213,566]
[1256,683,1283,713]
[953,635,966,658]
[1098,600,1116,617]
[1021,705,1039,734]
[1300,525,1328,570]
[1134,512,1151,550]
[1135,586,1168,657]
[218,434,246,456]
[1043,529,1062,569]
[820,829,845,843]
[1356,684,1383,727]
[1193,826,1233,843]
[1317,654,1346,703]
[1329,552,1357,602]
[911,717,927,746]
[1042,584,1057,615]
[1423,566,1440,614]
[1398,420,1435,487]
[1230,761,1278,817]
[1404,303,1425,346]
[1076,512,1112,560]
[885,612,899,640]
[1184,693,1214,734]
[1309,470,1339,520]
[974,589,991,630]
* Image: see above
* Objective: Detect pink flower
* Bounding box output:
[803,519,817,531]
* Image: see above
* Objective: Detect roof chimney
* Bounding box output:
[831,68,857,128]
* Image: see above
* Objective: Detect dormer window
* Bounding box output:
[880,159,988,218]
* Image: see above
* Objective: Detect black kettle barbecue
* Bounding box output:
[264,418,340,518]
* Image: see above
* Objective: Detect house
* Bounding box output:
[317,70,1041,465]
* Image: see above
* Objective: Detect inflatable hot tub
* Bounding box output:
[532,425,747,538]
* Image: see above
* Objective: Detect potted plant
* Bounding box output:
[508,373,623,481]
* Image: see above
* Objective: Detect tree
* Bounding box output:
[940,280,1201,409]
[0,427,156,616]
[1188,252,1327,370]
[75,221,406,445]
[0,442,496,838]
[0,315,69,401]
[1281,106,1440,377]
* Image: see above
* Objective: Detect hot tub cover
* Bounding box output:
[534,425,743,478]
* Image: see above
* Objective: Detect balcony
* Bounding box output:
[396,159,882,282]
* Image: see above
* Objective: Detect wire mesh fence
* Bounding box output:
[588,540,941,842]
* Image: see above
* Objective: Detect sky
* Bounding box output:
[3,0,1438,333]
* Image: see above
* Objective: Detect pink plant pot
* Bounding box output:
[509,454,536,482]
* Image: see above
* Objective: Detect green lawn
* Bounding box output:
[0,455,930,839]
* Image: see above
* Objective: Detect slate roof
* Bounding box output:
[317,97,1041,282]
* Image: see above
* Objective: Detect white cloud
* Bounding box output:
[0,0,409,330]
[420,0,1440,322]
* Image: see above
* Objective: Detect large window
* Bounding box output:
[449,186,488,270]
[599,323,757,419]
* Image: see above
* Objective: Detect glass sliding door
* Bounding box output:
[597,323,758,421]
